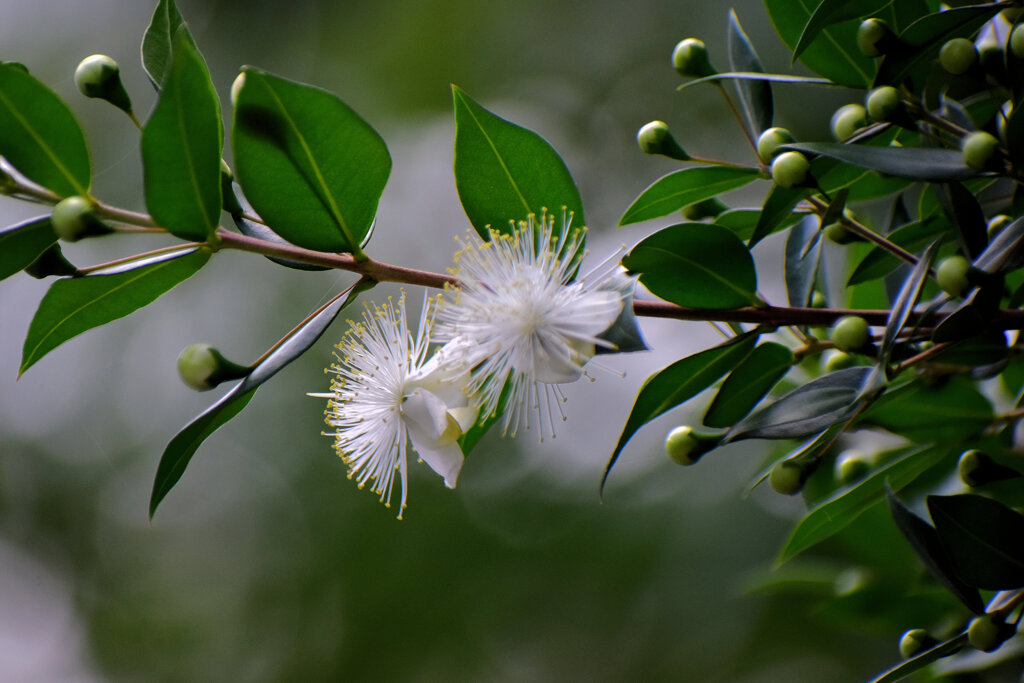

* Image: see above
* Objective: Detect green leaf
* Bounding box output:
[150,282,369,517]
[784,216,822,308]
[782,142,978,182]
[231,183,329,271]
[777,445,944,563]
[20,248,209,375]
[715,208,801,241]
[141,32,222,241]
[0,216,56,281]
[792,0,890,62]
[880,240,939,372]
[928,493,1024,590]
[727,10,772,137]
[232,68,391,254]
[848,216,948,285]
[703,342,793,428]
[868,634,968,683]
[452,85,583,238]
[724,366,872,442]
[974,217,1024,275]
[602,333,758,490]
[676,72,834,92]
[749,183,810,247]
[934,181,986,259]
[859,376,993,442]
[141,0,189,89]
[764,0,875,88]
[620,167,760,227]
[623,223,759,308]
[458,380,510,457]
[0,63,91,198]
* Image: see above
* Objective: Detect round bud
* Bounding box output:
[810,291,827,309]
[961,130,1000,170]
[831,104,867,141]
[231,72,246,107]
[987,214,1011,239]
[636,120,689,160]
[771,151,810,188]
[769,460,804,495]
[825,222,859,245]
[968,614,1010,653]
[74,54,132,114]
[672,38,716,78]
[176,343,249,391]
[824,349,857,374]
[831,315,870,353]
[665,426,701,466]
[958,449,1021,487]
[1012,24,1024,60]
[939,38,978,75]
[866,86,902,122]
[1002,7,1024,24]
[857,18,892,58]
[936,255,971,297]
[51,196,110,242]
[899,629,936,659]
[835,450,870,484]
[756,127,795,163]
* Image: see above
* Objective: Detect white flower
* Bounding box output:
[434,209,628,438]
[311,293,477,517]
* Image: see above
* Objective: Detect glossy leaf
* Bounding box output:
[974,217,1024,274]
[880,240,938,371]
[603,333,758,489]
[0,216,56,281]
[784,215,821,308]
[704,342,793,428]
[782,142,977,182]
[931,285,1003,344]
[676,72,833,91]
[724,366,872,442]
[150,282,370,517]
[20,248,209,375]
[619,167,760,227]
[141,0,188,89]
[231,184,329,271]
[141,32,222,241]
[848,217,948,285]
[0,63,91,198]
[792,0,890,61]
[727,10,772,137]
[623,223,759,309]
[934,181,986,260]
[233,68,391,253]
[859,377,993,442]
[750,183,809,247]
[928,493,1024,590]
[452,86,582,238]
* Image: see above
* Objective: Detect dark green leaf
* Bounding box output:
[888,488,984,614]
[619,166,760,227]
[868,634,968,683]
[623,223,759,308]
[724,366,872,442]
[859,376,993,442]
[141,32,222,241]
[784,216,822,308]
[777,445,944,563]
[727,10,772,137]
[931,284,1002,344]
[23,244,77,279]
[233,68,391,254]
[935,181,986,259]
[231,184,329,271]
[452,85,582,238]
[602,334,758,490]
[792,0,890,61]
[929,493,1024,590]
[141,0,189,89]
[848,216,948,285]
[704,342,793,428]
[0,216,56,281]
[783,142,978,182]
[750,183,809,247]
[0,63,91,197]
[676,72,834,91]
[150,281,369,517]
[20,248,209,375]
[1006,92,1024,167]
[715,209,801,241]
[880,240,939,371]
[974,217,1024,274]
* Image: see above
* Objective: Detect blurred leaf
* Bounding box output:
[233,68,390,253]
[860,376,993,442]
[623,223,759,308]
[783,142,978,182]
[778,445,943,563]
[869,634,969,683]
[703,342,793,428]
[888,488,984,614]
[231,184,329,271]
[0,216,56,281]
[764,0,875,88]
[141,32,222,241]
[880,240,939,372]
[934,181,986,260]
[619,167,760,226]
[784,215,822,308]
[935,329,1008,371]
[0,63,91,197]
[20,248,209,376]
[677,72,833,92]
[932,283,1002,344]
[792,0,890,61]
[974,217,1024,274]
[141,0,189,89]
[727,10,772,137]
[452,85,582,238]
[929,493,1024,590]
[603,333,758,490]
[150,281,370,517]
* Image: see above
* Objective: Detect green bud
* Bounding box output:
[231,72,246,108]
[636,120,689,160]
[681,197,727,221]
[831,104,867,141]
[961,130,1001,171]
[857,18,893,58]
[74,54,133,115]
[771,151,810,188]
[899,629,937,659]
[958,449,1022,487]
[1012,24,1024,60]
[831,315,870,353]
[835,450,870,484]
[769,460,806,495]
[810,291,827,308]
[987,214,1011,239]
[176,343,250,391]
[936,255,972,298]
[756,127,795,163]
[51,196,112,242]
[672,38,716,78]
[665,426,721,466]
[866,86,903,123]
[939,38,978,75]
[968,613,1013,653]
[823,349,857,374]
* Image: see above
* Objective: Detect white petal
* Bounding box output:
[408,434,464,489]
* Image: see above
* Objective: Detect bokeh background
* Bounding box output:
[0,1,900,681]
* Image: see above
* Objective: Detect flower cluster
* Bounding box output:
[315,210,631,515]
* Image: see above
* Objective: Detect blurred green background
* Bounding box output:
[0,1,908,681]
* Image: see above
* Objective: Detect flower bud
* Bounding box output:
[665,425,721,466]
[771,151,810,188]
[968,613,1014,653]
[962,131,1001,170]
[857,18,894,58]
[231,72,246,107]
[835,450,870,483]
[831,315,870,353]
[987,214,1011,239]
[936,255,972,298]
[958,449,1021,487]
[636,120,689,160]
[672,38,716,78]
[831,104,867,141]
[756,127,795,163]
[899,629,937,659]
[74,54,133,115]
[1012,24,1024,60]
[866,86,904,123]
[176,343,250,391]
[939,38,978,76]
[51,196,112,242]
[769,459,808,495]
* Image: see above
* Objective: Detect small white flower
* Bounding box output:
[434,209,627,438]
[312,293,476,517]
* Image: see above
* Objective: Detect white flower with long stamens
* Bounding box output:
[310,293,477,518]
[434,209,628,438]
